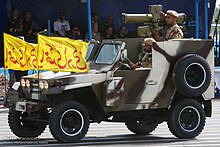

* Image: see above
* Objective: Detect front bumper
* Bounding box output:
[5,89,49,112]
[13,101,49,112]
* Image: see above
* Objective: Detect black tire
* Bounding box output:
[8,110,47,138]
[167,99,206,138]
[49,101,89,143]
[126,118,158,134]
[173,54,211,97]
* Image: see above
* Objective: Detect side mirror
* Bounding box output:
[121,49,128,61]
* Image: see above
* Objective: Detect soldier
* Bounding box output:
[129,38,155,69]
[156,10,183,41]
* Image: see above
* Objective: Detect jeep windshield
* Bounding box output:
[95,43,122,65]
[88,41,125,72]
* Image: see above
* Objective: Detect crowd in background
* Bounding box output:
[4,7,137,83]
[6,8,39,40]
[6,7,137,42]
[52,12,132,41]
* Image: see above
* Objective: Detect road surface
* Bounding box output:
[0,98,220,147]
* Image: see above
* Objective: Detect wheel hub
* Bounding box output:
[179,106,200,132]
[185,64,205,88]
[64,117,75,128]
[60,109,84,136]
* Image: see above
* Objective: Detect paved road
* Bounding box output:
[0,98,220,147]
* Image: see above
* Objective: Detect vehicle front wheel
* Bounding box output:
[126,117,158,135]
[49,101,90,143]
[167,99,206,138]
[8,110,47,138]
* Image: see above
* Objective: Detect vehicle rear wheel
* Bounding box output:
[126,117,158,134]
[8,110,47,138]
[49,101,89,143]
[167,99,206,138]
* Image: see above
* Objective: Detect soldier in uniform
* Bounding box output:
[129,38,155,69]
[156,10,183,41]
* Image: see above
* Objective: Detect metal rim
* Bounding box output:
[178,106,200,132]
[60,109,84,136]
[184,63,206,89]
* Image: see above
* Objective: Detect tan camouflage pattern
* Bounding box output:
[165,24,183,40]
[15,38,214,114]
[105,38,214,112]
[137,52,152,68]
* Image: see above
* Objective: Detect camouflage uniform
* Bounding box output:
[164,24,183,40]
[137,52,152,68]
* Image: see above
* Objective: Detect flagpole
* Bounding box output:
[87,0,92,40]
[3,68,6,106]
[38,69,40,99]
[37,34,40,98]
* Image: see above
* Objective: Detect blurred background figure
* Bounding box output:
[101,15,115,36]
[92,12,101,33]
[22,10,39,40]
[5,7,27,87]
[116,26,127,38]
[85,22,101,42]
[103,26,115,39]
[67,26,83,40]
[6,7,23,37]
[54,11,71,37]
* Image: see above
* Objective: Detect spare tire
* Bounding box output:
[173,54,211,97]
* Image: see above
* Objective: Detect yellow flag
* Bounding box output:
[38,34,89,72]
[4,33,38,70]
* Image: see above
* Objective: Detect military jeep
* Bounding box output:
[5,38,214,143]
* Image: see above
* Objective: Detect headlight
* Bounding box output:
[26,79,30,88]
[44,81,49,89]
[39,81,44,89]
[21,79,25,87]
[39,80,49,90]
[21,79,30,88]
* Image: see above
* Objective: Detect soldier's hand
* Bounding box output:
[160,11,166,19]
[129,63,137,70]
[155,34,163,41]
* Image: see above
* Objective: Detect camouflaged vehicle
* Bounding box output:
[5,38,214,143]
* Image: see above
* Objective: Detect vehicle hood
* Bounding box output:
[23,70,107,85]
